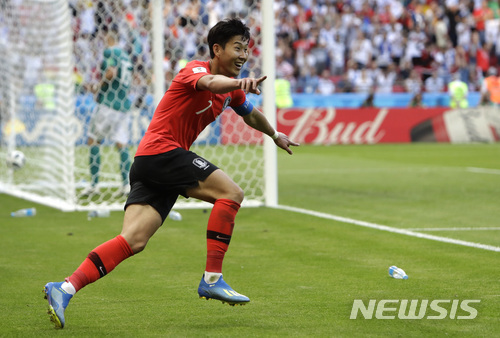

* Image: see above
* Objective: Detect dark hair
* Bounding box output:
[207,18,250,58]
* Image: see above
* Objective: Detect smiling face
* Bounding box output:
[207,18,251,77]
[212,35,249,77]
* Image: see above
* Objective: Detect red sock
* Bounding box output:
[205,198,240,273]
[69,235,134,292]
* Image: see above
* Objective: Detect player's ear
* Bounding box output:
[213,44,222,58]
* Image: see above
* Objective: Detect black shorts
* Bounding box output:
[124,148,219,224]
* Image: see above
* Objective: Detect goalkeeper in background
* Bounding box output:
[43,17,298,329]
[82,26,133,197]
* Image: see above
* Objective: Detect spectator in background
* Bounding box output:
[318,19,335,54]
[317,69,335,95]
[495,21,500,64]
[297,66,320,94]
[361,87,376,107]
[328,34,346,76]
[398,59,412,81]
[68,0,500,101]
[480,66,500,105]
[346,59,359,88]
[275,76,294,108]
[405,25,427,66]
[425,70,445,93]
[365,60,380,84]
[456,14,472,52]
[448,72,469,108]
[473,0,494,44]
[276,54,294,80]
[408,92,424,107]
[375,63,397,93]
[434,13,449,49]
[387,21,405,66]
[405,69,423,95]
[354,68,374,93]
[34,71,56,112]
[468,65,484,92]
[77,1,97,36]
[455,45,470,84]
[429,44,450,85]
[374,30,393,69]
[176,17,199,59]
[468,30,482,67]
[336,73,354,93]
[477,41,492,76]
[350,29,373,69]
[490,0,500,18]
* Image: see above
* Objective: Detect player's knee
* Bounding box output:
[131,242,148,254]
[125,236,149,254]
[120,229,150,254]
[228,185,244,204]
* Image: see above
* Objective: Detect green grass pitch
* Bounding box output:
[1,143,499,336]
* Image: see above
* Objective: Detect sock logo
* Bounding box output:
[88,251,108,277]
[207,230,231,244]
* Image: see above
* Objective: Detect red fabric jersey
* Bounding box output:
[136,60,246,156]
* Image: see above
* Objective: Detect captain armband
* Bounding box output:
[233,99,254,116]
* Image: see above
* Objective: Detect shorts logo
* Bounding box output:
[193,158,210,170]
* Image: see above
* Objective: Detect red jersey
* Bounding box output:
[136,60,246,156]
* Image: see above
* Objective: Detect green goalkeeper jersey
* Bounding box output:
[97,47,133,112]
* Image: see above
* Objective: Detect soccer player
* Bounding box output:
[81,26,133,197]
[44,18,299,329]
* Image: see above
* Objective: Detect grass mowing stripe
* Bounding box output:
[466,167,500,175]
[276,204,500,253]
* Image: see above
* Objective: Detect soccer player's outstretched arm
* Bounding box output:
[198,73,299,154]
[197,74,267,94]
[243,109,299,155]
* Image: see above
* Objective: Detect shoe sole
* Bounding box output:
[43,288,63,329]
[199,295,249,306]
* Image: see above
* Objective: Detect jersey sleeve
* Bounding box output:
[230,90,253,116]
[175,62,211,90]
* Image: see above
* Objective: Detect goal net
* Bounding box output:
[0,0,275,211]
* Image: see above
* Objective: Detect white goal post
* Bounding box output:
[0,0,278,211]
[0,0,76,210]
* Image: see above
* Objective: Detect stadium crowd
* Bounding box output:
[68,0,500,96]
[271,0,500,96]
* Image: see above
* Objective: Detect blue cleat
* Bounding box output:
[43,282,73,329]
[198,274,250,306]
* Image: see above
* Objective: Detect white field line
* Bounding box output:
[466,167,500,175]
[275,205,500,253]
[283,167,500,175]
[408,227,500,232]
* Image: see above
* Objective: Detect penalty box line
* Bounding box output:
[275,205,500,253]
